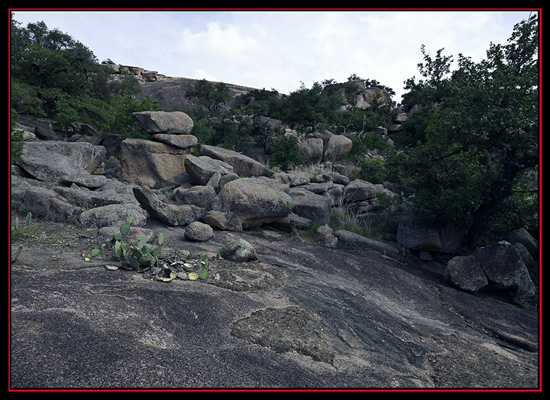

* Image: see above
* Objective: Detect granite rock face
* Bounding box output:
[132,111,194,134]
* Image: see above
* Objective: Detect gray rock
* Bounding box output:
[300,181,334,194]
[16,141,106,182]
[219,238,257,262]
[133,185,204,227]
[11,224,539,388]
[396,217,466,254]
[54,180,138,209]
[214,178,293,231]
[69,122,103,145]
[174,185,217,210]
[34,126,57,141]
[203,210,242,231]
[119,138,188,187]
[324,134,352,161]
[79,203,148,229]
[474,241,535,299]
[343,179,393,203]
[132,111,194,134]
[445,255,488,292]
[285,171,314,187]
[289,187,331,224]
[316,225,338,248]
[506,228,538,256]
[60,173,107,189]
[150,134,198,150]
[334,229,399,255]
[23,186,82,222]
[298,137,324,164]
[184,221,214,242]
[330,171,350,185]
[184,155,234,186]
[200,144,274,178]
[230,306,334,363]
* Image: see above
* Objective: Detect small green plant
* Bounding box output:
[11,212,36,241]
[83,248,100,262]
[197,251,210,279]
[112,215,164,271]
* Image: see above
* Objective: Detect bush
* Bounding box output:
[267,135,305,171]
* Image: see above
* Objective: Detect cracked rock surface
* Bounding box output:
[10,219,538,389]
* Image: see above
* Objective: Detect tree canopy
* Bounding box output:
[395,14,539,247]
[10,18,159,137]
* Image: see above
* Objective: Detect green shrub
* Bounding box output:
[267,135,305,171]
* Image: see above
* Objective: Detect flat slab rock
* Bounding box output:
[10,220,539,389]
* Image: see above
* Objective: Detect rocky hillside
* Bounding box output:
[10,95,540,390]
[12,102,538,302]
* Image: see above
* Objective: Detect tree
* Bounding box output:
[281,81,343,130]
[397,15,539,248]
[185,79,231,115]
[10,17,159,137]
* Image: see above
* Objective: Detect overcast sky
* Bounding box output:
[12,9,534,102]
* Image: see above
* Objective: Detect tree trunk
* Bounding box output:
[466,181,513,249]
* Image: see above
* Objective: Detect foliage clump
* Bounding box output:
[10,18,159,138]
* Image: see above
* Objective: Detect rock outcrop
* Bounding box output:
[200,144,274,178]
[396,216,467,254]
[183,155,234,186]
[16,141,106,182]
[213,178,293,231]
[119,138,190,187]
[132,111,194,134]
[445,241,536,302]
[132,185,204,227]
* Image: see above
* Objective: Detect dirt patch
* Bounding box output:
[230,306,335,364]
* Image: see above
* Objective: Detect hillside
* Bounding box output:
[140,76,257,111]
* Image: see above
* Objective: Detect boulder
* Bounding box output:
[69,122,103,145]
[150,134,197,150]
[324,134,352,161]
[59,173,107,189]
[200,144,274,178]
[16,141,106,182]
[173,185,217,210]
[289,187,331,225]
[300,181,334,194]
[119,138,189,187]
[54,180,138,209]
[132,186,204,227]
[203,210,242,231]
[79,203,148,229]
[506,228,538,256]
[184,155,234,186]
[331,171,350,186]
[396,217,466,254]
[445,241,536,300]
[473,241,535,299]
[184,221,214,242]
[445,255,488,292]
[214,178,293,231]
[34,126,58,141]
[316,224,338,248]
[219,238,258,262]
[132,111,194,134]
[343,179,393,203]
[22,186,82,222]
[298,138,324,164]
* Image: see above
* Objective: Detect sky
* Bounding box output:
[12,9,535,102]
